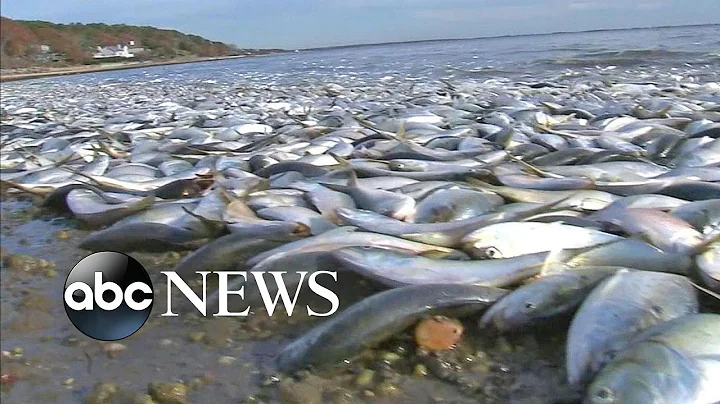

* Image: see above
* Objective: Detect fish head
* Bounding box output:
[467,243,505,260]
[389,160,424,172]
[479,289,537,331]
[586,360,666,404]
[461,223,528,259]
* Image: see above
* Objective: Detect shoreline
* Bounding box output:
[0,53,284,83]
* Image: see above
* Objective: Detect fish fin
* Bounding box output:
[320,182,350,193]
[327,151,350,166]
[517,195,576,218]
[236,133,283,152]
[347,169,360,188]
[95,139,127,159]
[58,166,104,187]
[354,116,397,140]
[465,178,499,191]
[181,206,226,235]
[502,151,566,179]
[534,124,580,139]
[396,121,407,140]
[249,178,270,194]
[183,145,212,155]
[0,179,45,196]
[657,105,673,117]
[135,192,156,209]
[540,101,561,114]
[690,232,720,255]
[217,187,240,203]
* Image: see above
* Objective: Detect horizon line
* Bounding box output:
[298,22,719,52]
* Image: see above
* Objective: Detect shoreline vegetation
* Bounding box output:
[0,53,284,82]
[0,17,286,82]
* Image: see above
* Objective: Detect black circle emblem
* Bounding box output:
[63,251,153,341]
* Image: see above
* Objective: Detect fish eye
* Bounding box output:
[484,247,501,258]
[594,386,615,402]
[524,302,536,310]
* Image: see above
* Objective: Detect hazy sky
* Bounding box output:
[1,0,719,49]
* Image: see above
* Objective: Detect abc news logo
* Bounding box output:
[63,252,154,341]
[64,252,340,341]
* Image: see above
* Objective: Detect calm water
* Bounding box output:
[16,24,720,87]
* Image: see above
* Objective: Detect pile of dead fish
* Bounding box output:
[2,74,720,403]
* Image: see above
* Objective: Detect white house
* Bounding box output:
[93,44,135,59]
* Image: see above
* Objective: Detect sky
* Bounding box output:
[1,0,719,49]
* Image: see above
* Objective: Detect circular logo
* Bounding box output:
[63,251,153,341]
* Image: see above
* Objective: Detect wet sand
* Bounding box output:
[0,54,280,83]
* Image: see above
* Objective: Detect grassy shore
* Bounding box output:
[0,54,280,83]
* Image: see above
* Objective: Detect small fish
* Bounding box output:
[461,221,620,259]
[333,246,575,288]
[480,267,620,332]
[586,313,720,404]
[324,171,416,220]
[566,270,698,385]
[276,284,507,372]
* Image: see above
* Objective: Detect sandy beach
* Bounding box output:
[0,54,279,83]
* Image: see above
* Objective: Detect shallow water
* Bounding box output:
[3,24,719,88]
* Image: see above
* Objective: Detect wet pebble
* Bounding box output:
[354,369,375,387]
[2,253,55,273]
[278,379,323,404]
[102,342,127,358]
[148,382,187,404]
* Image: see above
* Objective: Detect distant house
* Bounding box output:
[33,44,62,62]
[93,44,135,59]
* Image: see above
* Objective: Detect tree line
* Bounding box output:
[0,17,276,68]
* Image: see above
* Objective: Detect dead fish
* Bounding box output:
[467,179,620,211]
[591,208,704,254]
[332,246,575,288]
[480,267,621,332]
[586,313,720,404]
[461,221,621,259]
[566,270,698,385]
[256,206,337,235]
[410,188,503,223]
[66,189,155,227]
[696,242,719,293]
[324,171,416,220]
[563,239,693,275]
[78,222,208,253]
[276,284,507,372]
[171,222,308,280]
[247,226,468,272]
